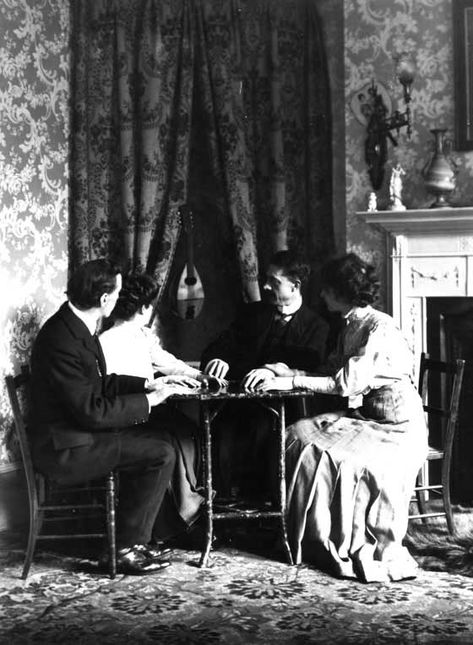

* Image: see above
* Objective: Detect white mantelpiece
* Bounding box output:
[360,207,473,358]
[363,207,473,235]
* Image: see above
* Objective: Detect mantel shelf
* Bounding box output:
[358,207,473,235]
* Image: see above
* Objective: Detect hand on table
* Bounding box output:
[241,367,276,392]
[146,374,201,407]
[262,362,295,377]
[148,374,201,389]
[256,376,295,392]
[203,358,229,380]
[197,373,228,393]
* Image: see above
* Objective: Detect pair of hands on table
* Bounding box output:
[204,359,297,392]
[146,374,201,406]
[146,373,228,406]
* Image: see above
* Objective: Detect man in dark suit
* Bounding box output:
[29,259,199,575]
[200,249,329,498]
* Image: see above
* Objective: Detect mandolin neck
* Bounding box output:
[185,231,196,281]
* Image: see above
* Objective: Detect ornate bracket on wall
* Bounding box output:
[364,79,413,190]
[351,55,415,190]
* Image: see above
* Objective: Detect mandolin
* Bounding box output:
[175,204,204,320]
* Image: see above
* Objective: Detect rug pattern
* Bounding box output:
[2,541,473,644]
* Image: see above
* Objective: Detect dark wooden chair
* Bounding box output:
[409,352,465,534]
[5,365,117,579]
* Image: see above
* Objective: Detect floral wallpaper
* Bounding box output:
[0,0,70,464]
[0,0,469,465]
[345,0,473,304]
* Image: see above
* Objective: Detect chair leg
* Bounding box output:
[22,505,41,580]
[106,472,117,579]
[442,457,456,535]
[414,470,428,523]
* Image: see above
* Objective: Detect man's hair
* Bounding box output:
[269,250,310,286]
[67,259,121,310]
[111,272,159,321]
[320,252,379,307]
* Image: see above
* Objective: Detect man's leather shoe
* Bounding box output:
[99,545,171,575]
[134,543,172,561]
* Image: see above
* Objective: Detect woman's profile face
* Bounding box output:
[321,287,351,315]
[320,287,339,312]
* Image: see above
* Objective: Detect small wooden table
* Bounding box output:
[171,383,312,567]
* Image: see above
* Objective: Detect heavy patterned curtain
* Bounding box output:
[70,0,332,303]
[70,0,194,294]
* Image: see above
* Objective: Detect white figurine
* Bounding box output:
[389,164,407,211]
[367,191,377,212]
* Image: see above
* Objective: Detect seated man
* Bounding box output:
[29,259,199,575]
[200,249,329,498]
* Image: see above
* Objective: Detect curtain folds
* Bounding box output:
[69,0,333,303]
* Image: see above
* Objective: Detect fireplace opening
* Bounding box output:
[427,297,473,503]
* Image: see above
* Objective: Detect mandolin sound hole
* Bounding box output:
[185,276,197,286]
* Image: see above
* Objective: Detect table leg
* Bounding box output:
[277,399,294,566]
[199,401,214,567]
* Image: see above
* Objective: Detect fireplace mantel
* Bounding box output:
[360,207,473,358]
[360,207,473,235]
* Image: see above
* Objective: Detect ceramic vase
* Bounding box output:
[423,128,456,208]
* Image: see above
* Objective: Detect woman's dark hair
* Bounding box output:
[269,250,310,286]
[111,271,159,321]
[67,259,121,310]
[320,253,379,307]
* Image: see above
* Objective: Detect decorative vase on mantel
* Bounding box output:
[423,128,456,208]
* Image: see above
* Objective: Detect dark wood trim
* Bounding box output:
[453,0,473,150]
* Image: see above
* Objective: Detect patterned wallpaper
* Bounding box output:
[0,0,470,464]
[0,0,70,463]
[345,0,473,286]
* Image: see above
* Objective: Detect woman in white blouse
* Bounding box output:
[99,279,201,383]
[100,272,205,541]
[261,253,428,583]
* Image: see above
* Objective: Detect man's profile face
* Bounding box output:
[263,265,298,307]
[101,273,122,318]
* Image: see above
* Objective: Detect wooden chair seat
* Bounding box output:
[427,446,444,460]
[5,365,118,579]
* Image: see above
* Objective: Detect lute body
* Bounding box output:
[176,205,204,320]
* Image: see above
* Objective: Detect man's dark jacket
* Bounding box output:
[29,302,150,452]
[200,301,329,379]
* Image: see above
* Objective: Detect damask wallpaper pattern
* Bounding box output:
[0,0,469,465]
[0,0,70,463]
[345,0,473,275]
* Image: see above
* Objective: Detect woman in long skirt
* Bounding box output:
[261,253,428,583]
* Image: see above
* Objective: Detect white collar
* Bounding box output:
[345,305,372,322]
[68,302,100,336]
[276,293,303,316]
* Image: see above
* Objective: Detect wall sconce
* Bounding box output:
[364,55,415,190]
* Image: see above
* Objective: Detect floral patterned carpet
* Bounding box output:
[1,510,473,644]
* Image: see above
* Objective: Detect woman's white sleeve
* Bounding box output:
[333,323,386,396]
